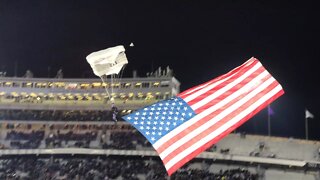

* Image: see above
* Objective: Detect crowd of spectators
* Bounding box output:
[0,156,152,180]
[0,109,122,121]
[103,131,151,150]
[0,156,258,180]
[2,128,151,150]
[5,130,45,149]
[6,130,45,141]
[171,168,258,180]
[45,130,98,148]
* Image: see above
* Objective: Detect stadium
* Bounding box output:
[0,67,318,180]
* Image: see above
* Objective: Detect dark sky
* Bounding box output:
[0,0,319,139]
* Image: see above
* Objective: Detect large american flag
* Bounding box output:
[123,57,284,175]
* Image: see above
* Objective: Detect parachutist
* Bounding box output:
[86,45,128,124]
[86,45,128,114]
[111,103,119,123]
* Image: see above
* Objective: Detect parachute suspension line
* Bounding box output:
[100,75,112,102]
[113,65,126,100]
[112,64,126,93]
[111,74,114,102]
[118,64,126,85]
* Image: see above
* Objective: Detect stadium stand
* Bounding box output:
[0,156,260,180]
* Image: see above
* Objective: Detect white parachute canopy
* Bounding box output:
[86,45,128,77]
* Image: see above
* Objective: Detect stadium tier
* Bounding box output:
[0,155,261,179]
[0,76,180,110]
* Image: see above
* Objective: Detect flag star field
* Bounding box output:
[124,97,196,143]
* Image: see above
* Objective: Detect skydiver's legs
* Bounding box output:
[111,103,118,123]
[112,112,118,122]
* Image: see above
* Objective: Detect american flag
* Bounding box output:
[123,57,284,175]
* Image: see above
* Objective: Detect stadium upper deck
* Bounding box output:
[0,75,180,110]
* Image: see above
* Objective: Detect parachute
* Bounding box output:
[86,45,128,77]
[86,45,128,103]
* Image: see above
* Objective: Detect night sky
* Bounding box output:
[0,1,319,140]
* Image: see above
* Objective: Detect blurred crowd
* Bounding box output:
[6,130,44,149]
[171,168,258,180]
[1,128,151,150]
[0,110,122,121]
[45,130,98,148]
[102,131,151,150]
[0,156,258,180]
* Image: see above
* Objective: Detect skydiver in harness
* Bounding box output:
[111,101,118,123]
